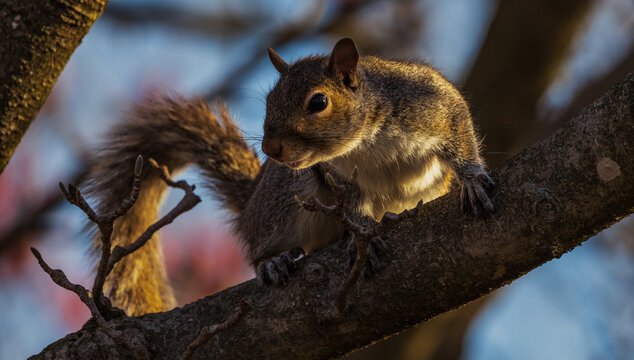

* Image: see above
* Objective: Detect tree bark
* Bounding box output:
[0,0,109,173]
[32,73,634,359]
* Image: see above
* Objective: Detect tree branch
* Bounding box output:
[32,73,634,359]
[101,2,265,37]
[0,0,108,173]
[180,301,251,360]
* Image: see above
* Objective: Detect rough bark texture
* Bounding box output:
[33,73,634,359]
[0,0,109,173]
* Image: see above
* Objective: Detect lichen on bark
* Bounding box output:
[0,0,109,173]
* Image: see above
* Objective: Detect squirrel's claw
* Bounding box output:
[460,164,495,217]
[346,234,389,278]
[256,247,305,287]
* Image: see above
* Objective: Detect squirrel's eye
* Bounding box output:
[307,93,328,113]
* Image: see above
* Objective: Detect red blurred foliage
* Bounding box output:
[161,217,254,306]
[0,153,25,234]
[0,147,39,279]
[47,277,91,331]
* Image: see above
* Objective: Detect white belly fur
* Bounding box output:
[330,130,451,220]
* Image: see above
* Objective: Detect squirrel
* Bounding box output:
[84,37,494,316]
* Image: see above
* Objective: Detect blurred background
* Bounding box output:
[1,0,633,358]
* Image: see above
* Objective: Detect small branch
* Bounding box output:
[91,155,144,303]
[58,182,100,224]
[57,156,143,306]
[49,155,201,312]
[297,168,422,318]
[30,247,104,323]
[33,156,201,358]
[30,247,149,359]
[181,301,251,360]
[107,158,201,275]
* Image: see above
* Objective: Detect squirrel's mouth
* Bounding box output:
[285,153,314,169]
[287,159,309,169]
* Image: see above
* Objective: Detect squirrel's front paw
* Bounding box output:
[256,247,305,286]
[347,234,389,278]
[459,164,495,217]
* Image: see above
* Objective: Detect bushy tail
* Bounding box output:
[84,95,261,316]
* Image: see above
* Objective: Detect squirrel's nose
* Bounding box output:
[262,135,283,160]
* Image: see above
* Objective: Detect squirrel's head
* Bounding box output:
[262,38,370,170]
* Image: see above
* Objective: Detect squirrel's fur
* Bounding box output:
[85,97,260,315]
[85,38,493,316]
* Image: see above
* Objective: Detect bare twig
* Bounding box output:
[32,156,201,358]
[107,158,201,275]
[92,155,143,302]
[58,155,143,306]
[296,168,422,319]
[57,155,201,311]
[181,301,251,360]
[30,247,149,359]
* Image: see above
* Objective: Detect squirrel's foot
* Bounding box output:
[347,233,389,278]
[256,247,305,286]
[459,164,495,217]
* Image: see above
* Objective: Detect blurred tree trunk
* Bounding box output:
[346,296,490,360]
[0,0,109,173]
[464,0,593,167]
[540,44,634,138]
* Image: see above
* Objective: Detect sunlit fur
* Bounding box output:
[86,39,489,314]
[85,96,260,316]
[244,41,487,265]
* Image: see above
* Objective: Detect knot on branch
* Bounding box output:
[596,157,621,182]
[521,183,561,234]
[304,261,327,285]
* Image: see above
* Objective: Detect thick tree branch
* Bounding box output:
[32,73,634,359]
[0,0,108,173]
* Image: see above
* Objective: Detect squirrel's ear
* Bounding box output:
[328,38,359,87]
[267,47,290,75]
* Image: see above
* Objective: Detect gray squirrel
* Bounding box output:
[85,38,493,316]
